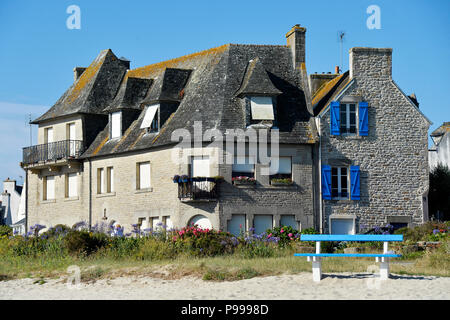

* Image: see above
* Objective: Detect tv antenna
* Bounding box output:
[338,31,346,73]
[28,113,32,146]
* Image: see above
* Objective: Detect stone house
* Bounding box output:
[429,122,450,170]
[22,26,318,236]
[312,47,431,233]
[21,25,431,235]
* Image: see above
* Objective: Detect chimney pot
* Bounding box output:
[335,66,340,74]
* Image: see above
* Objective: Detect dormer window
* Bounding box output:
[140,104,160,133]
[250,96,274,120]
[110,111,122,139]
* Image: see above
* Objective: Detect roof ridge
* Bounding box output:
[127,44,230,78]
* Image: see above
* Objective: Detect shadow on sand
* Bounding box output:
[321,273,435,281]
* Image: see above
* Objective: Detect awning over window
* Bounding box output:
[140,104,159,129]
[250,97,274,120]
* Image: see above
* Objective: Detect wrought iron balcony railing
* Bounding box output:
[176,177,218,201]
[22,140,84,165]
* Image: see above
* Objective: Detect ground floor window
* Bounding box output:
[228,214,246,236]
[330,217,355,235]
[162,216,173,230]
[188,214,212,230]
[253,215,273,235]
[280,215,297,230]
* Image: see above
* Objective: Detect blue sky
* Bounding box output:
[0,0,449,188]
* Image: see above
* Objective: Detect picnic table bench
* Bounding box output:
[294,234,403,282]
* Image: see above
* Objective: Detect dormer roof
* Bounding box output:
[235,57,282,97]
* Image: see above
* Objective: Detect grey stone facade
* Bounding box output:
[316,47,431,233]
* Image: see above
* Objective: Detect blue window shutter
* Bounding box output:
[322,165,332,200]
[359,102,369,136]
[350,166,361,200]
[330,101,340,135]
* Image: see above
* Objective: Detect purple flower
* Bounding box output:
[433,229,440,234]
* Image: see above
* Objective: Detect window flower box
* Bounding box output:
[232,176,256,185]
[270,178,293,186]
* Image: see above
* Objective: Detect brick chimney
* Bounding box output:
[286,24,306,70]
[73,67,87,82]
[349,47,392,79]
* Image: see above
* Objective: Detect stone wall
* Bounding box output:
[319,47,430,233]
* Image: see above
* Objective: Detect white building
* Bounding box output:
[0,178,26,234]
[429,122,450,170]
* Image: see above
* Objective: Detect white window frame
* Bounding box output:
[97,168,105,194]
[44,176,55,200]
[110,111,122,139]
[329,215,356,235]
[66,173,78,198]
[107,167,114,193]
[331,166,349,200]
[137,162,151,190]
[250,96,275,120]
[339,103,358,135]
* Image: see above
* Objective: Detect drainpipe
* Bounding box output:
[88,158,92,230]
[317,117,323,234]
[25,169,28,233]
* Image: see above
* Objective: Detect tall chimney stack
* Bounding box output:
[286,24,306,70]
[349,47,392,79]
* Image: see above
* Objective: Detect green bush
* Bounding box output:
[63,230,108,256]
[172,226,233,256]
[0,225,13,237]
[133,237,178,260]
[266,226,299,247]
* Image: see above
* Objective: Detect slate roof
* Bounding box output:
[312,71,350,116]
[34,43,317,159]
[431,122,450,137]
[32,49,129,123]
[234,57,282,97]
[104,77,152,112]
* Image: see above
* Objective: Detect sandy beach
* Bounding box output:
[1,272,449,300]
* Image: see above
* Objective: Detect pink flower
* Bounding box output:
[172,236,177,241]
[288,233,293,237]
[267,233,272,238]
[280,229,284,233]
[239,224,242,228]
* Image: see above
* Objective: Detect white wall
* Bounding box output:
[429,133,450,170]
[1,180,22,226]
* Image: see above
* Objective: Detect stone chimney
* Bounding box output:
[3,178,16,194]
[286,24,306,70]
[73,67,87,82]
[349,47,392,79]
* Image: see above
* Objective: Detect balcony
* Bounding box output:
[175,177,219,202]
[22,140,84,168]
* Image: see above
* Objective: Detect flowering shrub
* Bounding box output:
[428,228,448,242]
[265,226,300,247]
[232,176,256,183]
[172,225,234,256]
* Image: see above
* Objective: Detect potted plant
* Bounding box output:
[232,176,256,185]
[270,178,293,186]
